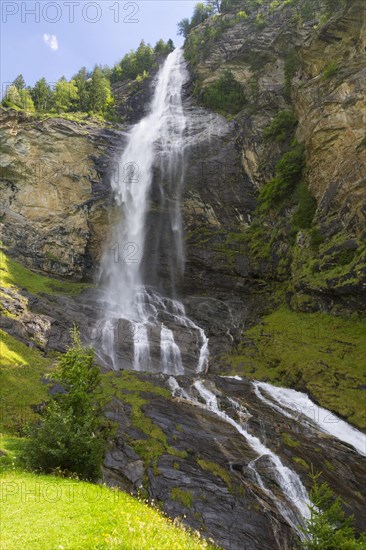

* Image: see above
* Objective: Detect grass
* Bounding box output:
[196,459,232,493]
[103,371,188,467]
[0,330,51,433]
[225,307,366,429]
[0,469,214,549]
[0,248,90,296]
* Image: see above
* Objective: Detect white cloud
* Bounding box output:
[43,34,58,51]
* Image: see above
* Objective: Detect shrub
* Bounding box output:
[200,70,246,114]
[284,48,300,97]
[292,181,317,231]
[25,326,114,481]
[263,110,298,142]
[259,142,305,210]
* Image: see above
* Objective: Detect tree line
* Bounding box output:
[1,39,174,117]
[177,0,347,38]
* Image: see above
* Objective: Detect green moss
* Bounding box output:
[225,307,366,429]
[170,487,193,509]
[0,330,50,434]
[197,458,232,493]
[103,371,186,467]
[0,249,90,296]
[282,433,301,448]
[321,62,338,80]
[292,457,309,470]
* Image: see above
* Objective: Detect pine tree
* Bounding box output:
[25,326,115,481]
[13,74,26,91]
[301,471,366,549]
[88,67,113,113]
[73,67,89,112]
[31,78,52,112]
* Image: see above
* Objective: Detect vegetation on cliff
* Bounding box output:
[226,306,366,428]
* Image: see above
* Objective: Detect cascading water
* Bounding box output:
[253,381,366,456]
[96,49,209,374]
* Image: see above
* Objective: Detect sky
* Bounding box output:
[1,0,197,90]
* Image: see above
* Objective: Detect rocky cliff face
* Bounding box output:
[0,109,121,280]
[183,0,366,313]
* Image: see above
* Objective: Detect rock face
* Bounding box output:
[0,109,122,280]
[183,0,366,312]
[102,371,366,549]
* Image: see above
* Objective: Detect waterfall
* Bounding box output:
[192,380,310,535]
[97,49,209,374]
[253,381,366,457]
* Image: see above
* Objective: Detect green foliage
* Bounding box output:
[154,38,175,56]
[292,181,317,231]
[259,142,305,210]
[177,2,213,38]
[88,66,113,113]
[301,471,366,548]
[263,110,298,142]
[30,78,53,112]
[254,12,266,28]
[177,17,191,37]
[199,70,246,115]
[197,458,232,491]
[321,62,338,80]
[13,74,26,91]
[0,248,90,296]
[2,85,35,112]
[25,327,114,481]
[284,48,300,97]
[53,78,79,113]
[111,39,157,82]
[282,432,300,448]
[72,67,89,112]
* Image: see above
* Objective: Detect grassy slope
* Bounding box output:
[226,307,366,429]
[0,249,90,296]
[0,439,214,550]
[0,330,51,433]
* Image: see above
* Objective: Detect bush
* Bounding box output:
[263,110,298,142]
[25,326,114,481]
[199,70,246,114]
[292,181,317,230]
[259,142,305,210]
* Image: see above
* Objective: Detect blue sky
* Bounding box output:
[1,1,196,89]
